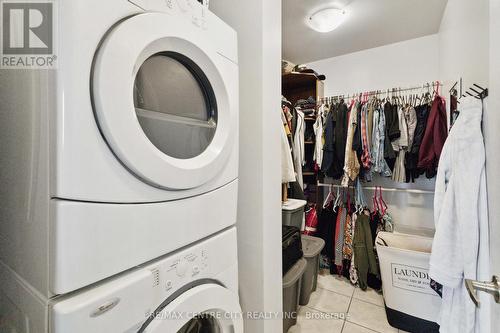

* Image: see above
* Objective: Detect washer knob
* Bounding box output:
[165,280,173,291]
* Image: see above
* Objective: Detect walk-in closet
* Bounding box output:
[279,0,497,332]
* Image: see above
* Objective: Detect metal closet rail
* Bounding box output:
[318,81,444,104]
[317,182,435,195]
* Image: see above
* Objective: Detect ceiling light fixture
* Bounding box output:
[307,8,347,33]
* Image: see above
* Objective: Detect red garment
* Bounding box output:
[303,206,318,236]
[418,96,448,175]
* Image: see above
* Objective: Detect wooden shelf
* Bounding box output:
[282,72,319,89]
[282,68,325,212]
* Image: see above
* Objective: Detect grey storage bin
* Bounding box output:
[282,199,307,229]
[299,235,325,305]
[282,258,307,333]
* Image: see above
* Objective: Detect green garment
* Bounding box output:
[353,212,379,290]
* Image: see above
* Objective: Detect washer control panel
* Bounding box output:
[158,248,210,293]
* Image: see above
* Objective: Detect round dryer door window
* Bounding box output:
[92,12,236,190]
[138,283,243,333]
[133,52,217,160]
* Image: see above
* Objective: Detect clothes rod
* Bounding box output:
[319,82,444,103]
[317,183,435,195]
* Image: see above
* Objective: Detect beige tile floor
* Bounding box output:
[288,270,409,333]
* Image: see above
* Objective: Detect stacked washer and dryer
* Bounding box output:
[0,0,242,332]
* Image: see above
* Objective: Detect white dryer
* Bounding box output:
[0,0,238,297]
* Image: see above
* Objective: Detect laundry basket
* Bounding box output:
[282,258,307,333]
[282,199,307,229]
[376,232,441,333]
[299,235,325,305]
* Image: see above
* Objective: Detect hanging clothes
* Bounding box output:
[366,102,375,150]
[332,102,349,179]
[383,101,399,170]
[385,101,401,142]
[429,97,490,333]
[369,211,382,245]
[381,212,394,233]
[391,104,409,182]
[317,202,338,268]
[334,206,347,268]
[281,110,296,183]
[392,105,416,183]
[360,102,372,171]
[391,105,409,151]
[321,105,336,176]
[353,211,379,291]
[371,106,392,177]
[349,213,359,286]
[405,106,417,150]
[343,210,354,260]
[293,109,305,188]
[313,105,325,168]
[418,95,447,178]
[342,102,361,186]
[406,104,431,182]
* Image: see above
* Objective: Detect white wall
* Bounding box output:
[307,35,440,96]
[210,1,283,332]
[486,0,499,330]
[438,0,489,92]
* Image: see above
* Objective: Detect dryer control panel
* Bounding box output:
[128,0,209,29]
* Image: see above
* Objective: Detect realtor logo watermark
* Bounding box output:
[1,0,57,68]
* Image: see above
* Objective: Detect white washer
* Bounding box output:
[5,228,242,333]
[52,229,242,333]
[0,0,238,297]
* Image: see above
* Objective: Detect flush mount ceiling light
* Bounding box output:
[307,8,347,33]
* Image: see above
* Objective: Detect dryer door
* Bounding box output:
[92,12,235,190]
[139,283,243,333]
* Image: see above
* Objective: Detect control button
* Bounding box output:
[192,16,200,27]
[165,0,173,9]
[165,280,173,291]
[192,266,200,275]
[176,260,188,277]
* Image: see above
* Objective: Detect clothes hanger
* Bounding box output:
[372,187,380,213]
[322,185,335,208]
[355,179,365,213]
[333,187,342,212]
[378,186,388,215]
